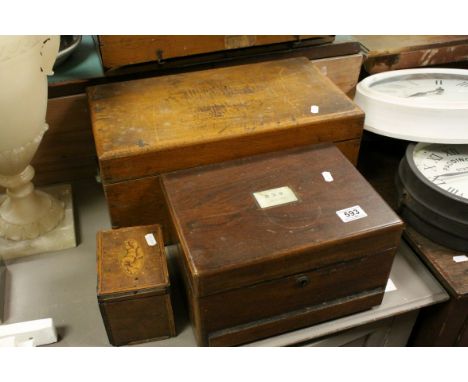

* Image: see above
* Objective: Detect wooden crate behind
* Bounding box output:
[99,35,334,69]
[87,57,365,241]
[354,35,468,74]
[161,144,404,346]
[312,54,363,97]
[97,224,175,346]
[405,227,468,346]
[31,94,96,186]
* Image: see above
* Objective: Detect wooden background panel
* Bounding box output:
[356,35,468,55]
[335,138,361,165]
[354,35,468,73]
[101,38,361,80]
[99,35,333,69]
[312,54,363,96]
[103,175,177,243]
[409,298,468,346]
[458,319,468,346]
[32,94,97,185]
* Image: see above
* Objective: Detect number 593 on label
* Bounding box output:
[336,205,368,223]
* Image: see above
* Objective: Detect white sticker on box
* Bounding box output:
[336,205,367,223]
[453,255,468,263]
[385,278,397,292]
[253,186,298,209]
[145,233,157,246]
[321,171,333,182]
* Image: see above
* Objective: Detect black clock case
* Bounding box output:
[396,143,468,251]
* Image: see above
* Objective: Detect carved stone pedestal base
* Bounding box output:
[0,184,76,259]
[0,189,64,241]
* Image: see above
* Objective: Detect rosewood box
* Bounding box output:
[87,57,364,242]
[97,224,175,346]
[161,143,403,346]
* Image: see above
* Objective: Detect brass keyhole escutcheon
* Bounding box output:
[296,275,310,288]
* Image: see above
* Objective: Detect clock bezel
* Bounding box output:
[396,143,468,251]
[357,68,468,110]
[354,68,468,143]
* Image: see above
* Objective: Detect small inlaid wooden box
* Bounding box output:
[161,143,403,346]
[87,57,364,242]
[97,225,175,346]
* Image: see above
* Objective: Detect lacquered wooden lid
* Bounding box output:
[88,57,363,183]
[162,143,403,297]
[97,225,169,298]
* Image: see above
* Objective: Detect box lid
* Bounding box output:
[97,225,169,299]
[88,57,364,183]
[162,144,403,297]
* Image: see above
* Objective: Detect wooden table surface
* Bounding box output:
[1,180,447,346]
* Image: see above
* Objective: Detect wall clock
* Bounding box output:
[396,143,468,251]
[355,68,468,251]
[354,68,468,143]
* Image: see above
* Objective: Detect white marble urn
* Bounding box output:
[0,36,64,241]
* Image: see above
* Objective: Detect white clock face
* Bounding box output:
[413,143,468,200]
[370,73,468,103]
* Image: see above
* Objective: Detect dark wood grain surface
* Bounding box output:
[99,294,175,346]
[163,143,402,296]
[196,252,394,333]
[162,143,403,345]
[208,290,384,347]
